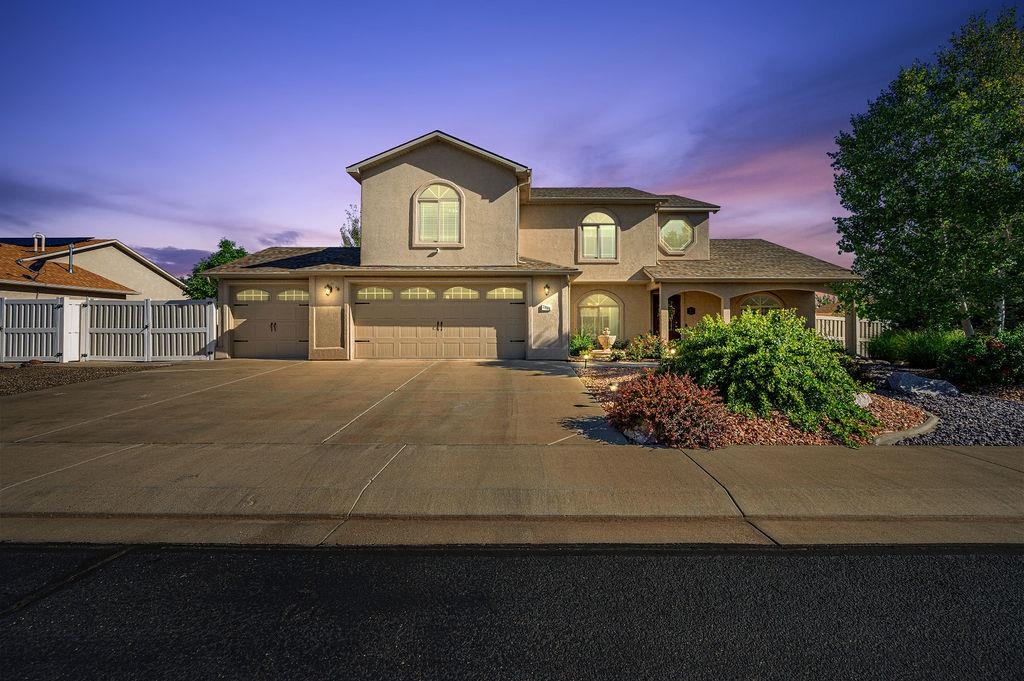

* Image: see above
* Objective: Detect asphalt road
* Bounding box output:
[1,545,1022,680]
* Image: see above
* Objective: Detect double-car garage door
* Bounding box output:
[353,283,527,359]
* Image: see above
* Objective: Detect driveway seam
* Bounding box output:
[0,443,146,493]
[14,362,303,443]
[936,446,1024,474]
[682,451,781,546]
[320,362,436,444]
[317,443,409,545]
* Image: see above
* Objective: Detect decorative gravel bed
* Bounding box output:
[576,365,928,447]
[0,364,157,396]
[877,389,1024,446]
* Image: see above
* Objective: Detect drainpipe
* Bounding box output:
[68,242,75,274]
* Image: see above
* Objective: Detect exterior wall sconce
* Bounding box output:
[323,284,334,296]
[543,284,551,296]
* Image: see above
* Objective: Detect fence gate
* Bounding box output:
[815,315,888,357]
[0,298,64,363]
[84,299,215,361]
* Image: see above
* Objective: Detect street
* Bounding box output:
[1,544,1022,680]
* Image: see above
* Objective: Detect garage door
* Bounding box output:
[231,285,310,358]
[352,284,527,359]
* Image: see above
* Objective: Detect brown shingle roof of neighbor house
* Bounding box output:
[529,187,720,210]
[203,247,579,276]
[644,239,857,281]
[0,241,137,293]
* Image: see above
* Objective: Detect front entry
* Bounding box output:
[351,283,527,359]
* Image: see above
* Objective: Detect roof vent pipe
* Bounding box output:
[33,232,45,252]
[68,242,74,274]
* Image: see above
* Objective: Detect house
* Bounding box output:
[0,235,186,300]
[205,131,858,360]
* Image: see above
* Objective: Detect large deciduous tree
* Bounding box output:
[182,238,248,300]
[830,10,1023,333]
[340,204,361,247]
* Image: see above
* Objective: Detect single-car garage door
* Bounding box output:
[231,285,310,358]
[352,283,527,359]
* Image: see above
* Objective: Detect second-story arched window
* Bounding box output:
[417,183,461,244]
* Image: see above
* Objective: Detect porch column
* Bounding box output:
[658,285,673,342]
[720,296,731,323]
[844,308,859,355]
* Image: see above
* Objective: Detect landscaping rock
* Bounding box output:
[0,363,17,370]
[886,371,959,397]
[881,389,1024,446]
[854,393,872,408]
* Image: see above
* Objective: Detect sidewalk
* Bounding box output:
[1,442,1022,546]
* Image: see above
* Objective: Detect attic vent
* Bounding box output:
[33,232,45,252]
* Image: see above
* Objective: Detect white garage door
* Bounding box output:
[352,284,527,359]
[231,285,310,359]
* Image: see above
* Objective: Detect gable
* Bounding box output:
[346,130,530,182]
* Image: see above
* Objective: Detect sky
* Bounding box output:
[0,0,1012,275]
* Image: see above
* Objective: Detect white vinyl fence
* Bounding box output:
[0,297,215,363]
[815,315,888,357]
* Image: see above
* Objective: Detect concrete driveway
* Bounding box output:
[2,359,1022,546]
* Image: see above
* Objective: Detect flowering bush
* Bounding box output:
[605,372,733,449]
[660,310,875,445]
[939,326,1024,388]
[625,332,663,361]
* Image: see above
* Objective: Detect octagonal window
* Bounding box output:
[660,218,694,252]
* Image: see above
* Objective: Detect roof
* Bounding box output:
[203,247,579,276]
[346,131,531,181]
[529,187,719,210]
[644,239,857,282]
[0,241,137,294]
[13,239,185,289]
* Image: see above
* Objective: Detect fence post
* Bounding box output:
[81,300,90,361]
[55,297,65,363]
[205,299,216,359]
[144,298,153,362]
[844,309,859,355]
[0,297,5,363]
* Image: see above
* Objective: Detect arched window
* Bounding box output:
[356,286,394,301]
[442,286,479,300]
[579,211,617,260]
[660,217,695,252]
[417,183,461,244]
[277,289,309,302]
[578,292,620,337]
[486,287,524,300]
[235,289,270,302]
[740,292,784,314]
[400,286,436,300]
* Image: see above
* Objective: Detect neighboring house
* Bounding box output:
[205,131,858,360]
[0,236,186,300]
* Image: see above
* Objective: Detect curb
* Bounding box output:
[874,409,940,446]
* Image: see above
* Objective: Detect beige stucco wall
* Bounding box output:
[570,282,653,341]
[0,285,126,300]
[676,290,720,330]
[358,141,520,267]
[528,275,569,359]
[729,289,816,328]
[59,247,184,300]
[310,276,346,360]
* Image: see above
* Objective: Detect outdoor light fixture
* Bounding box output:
[610,383,618,393]
[668,347,677,358]
[582,351,591,369]
[323,284,333,296]
[543,284,551,296]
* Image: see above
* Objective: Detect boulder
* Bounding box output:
[854,393,872,408]
[886,371,960,397]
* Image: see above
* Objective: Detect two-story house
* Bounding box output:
[206,131,857,360]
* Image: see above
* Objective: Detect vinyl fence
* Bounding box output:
[0,297,215,363]
[815,315,888,357]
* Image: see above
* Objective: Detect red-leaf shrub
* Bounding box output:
[606,372,733,449]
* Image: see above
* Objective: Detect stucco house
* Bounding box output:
[0,236,185,300]
[206,131,857,360]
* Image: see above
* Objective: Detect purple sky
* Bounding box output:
[0,0,1008,275]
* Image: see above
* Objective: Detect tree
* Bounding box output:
[182,238,248,300]
[340,203,361,247]
[830,9,1023,334]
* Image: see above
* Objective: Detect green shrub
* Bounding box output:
[661,310,875,445]
[867,328,963,367]
[939,326,1024,388]
[606,372,733,449]
[569,330,595,357]
[612,338,629,350]
[609,349,626,362]
[625,332,663,361]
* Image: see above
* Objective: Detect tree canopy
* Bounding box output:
[182,238,248,300]
[830,9,1023,333]
[340,203,361,247]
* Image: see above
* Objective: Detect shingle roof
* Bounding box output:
[0,242,137,293]
[530,187,719,210]
[203,247,578,275]
[644,239,857,281]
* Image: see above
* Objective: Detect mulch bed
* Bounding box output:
[575,366,929,447]
[0,363,157,396]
